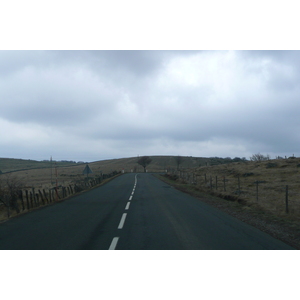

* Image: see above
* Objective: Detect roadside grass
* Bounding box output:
[2,155,300,247]
[0,173,121,223]
[155,162,300,249]
[191,158,300,221]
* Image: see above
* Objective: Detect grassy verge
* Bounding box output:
[0,173,121,223]
[155,173,300,249]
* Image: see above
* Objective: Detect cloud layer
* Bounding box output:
[1,50,299,161]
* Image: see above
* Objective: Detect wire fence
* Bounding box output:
[0,171,120,220]
[166,169,299,216]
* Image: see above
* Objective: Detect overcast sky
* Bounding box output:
[1,50,300,162]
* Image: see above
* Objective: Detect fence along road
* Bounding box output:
[0,173,295,250]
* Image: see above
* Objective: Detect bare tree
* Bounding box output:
[137,156,152,173]
[174,155,184,170]
[250,153,270,161]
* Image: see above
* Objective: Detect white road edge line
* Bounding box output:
[125,202,131,210]
[108,237,119,250]
[118,213,127,229]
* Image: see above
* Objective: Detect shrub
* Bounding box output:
[250,153,270,161]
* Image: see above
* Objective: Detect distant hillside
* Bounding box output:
[0,158,79,173]
[0,155,246,174]
[87,155,245,173]
[0,155,243,188]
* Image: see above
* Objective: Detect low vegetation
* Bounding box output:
[159,156,300,247]
[167,157,300,219]
[2,155,300,239]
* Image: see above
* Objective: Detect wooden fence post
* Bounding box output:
[43,189,49,203]
[223,176,226,192]
[25,190,30,209]
[215,176,218,190]
[30,191,33,207]
[19,190,25,211]
[55,186,59,201]
[32,188,37,207]
[39,190,45,205]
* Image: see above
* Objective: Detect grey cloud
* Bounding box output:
[1,50,300,161]
[94,51,163,76]
[42,50,166,80]
[0,60,118,126]
[89,50,200,75]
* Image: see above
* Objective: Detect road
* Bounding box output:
[0,173,294,250]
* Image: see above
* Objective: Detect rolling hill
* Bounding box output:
[0,155,238,188]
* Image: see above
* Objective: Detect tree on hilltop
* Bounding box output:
[250,153,270,161]
[137,156,152,172]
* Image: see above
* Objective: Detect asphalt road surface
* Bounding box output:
[0,173,294,250]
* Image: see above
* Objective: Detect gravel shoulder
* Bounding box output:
[156,174,300,250]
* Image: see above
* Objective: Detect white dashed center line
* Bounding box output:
[108,174,138,250]
[118,213,127,229]
[108,237,119,250]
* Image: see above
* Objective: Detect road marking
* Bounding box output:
[109,176,137,250]
[108,237,119,250]
[118,213,127,229]
[134,174,137,185]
